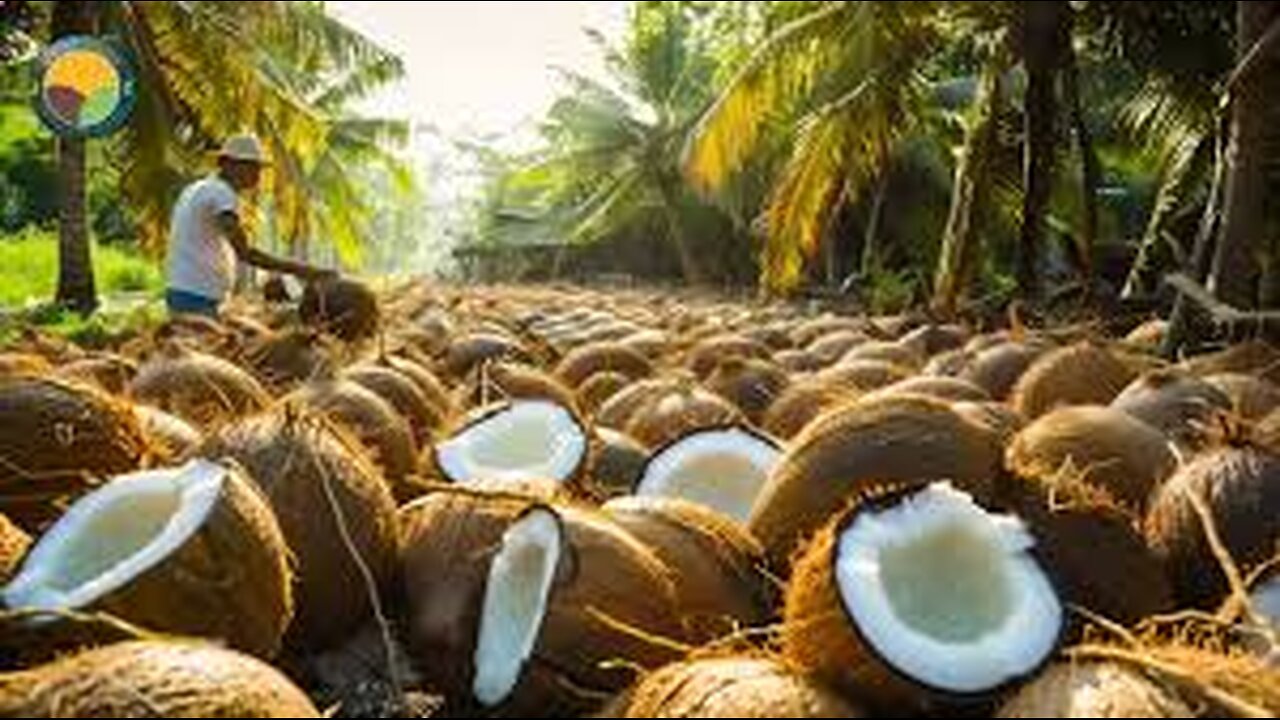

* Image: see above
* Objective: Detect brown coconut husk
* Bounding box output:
[1146,443,1280,609]
[133,405,202,463]
[554,342,653,387]
[599,656,865,718]
[0,511,29,584]
[199,411,399,651]
[0,639,321,717]
[955,401,1027,445]
[443,332,532,379]
[0,377,149,531]
[576,371,632,418]
[790,316,866,348]
[291,620,438,720]
[839,340,923,370]
[1111,369,1232,453]
[863,375,991,404]
[617,328,671,361]
[624,384,745,450]
[1204,373,1280,421]
[685,334,772,379]
[380,353,454,417]
[1183,340,1280,384]
[805,330,872,366]
[400,494,684,716]
[595,375,691,431]
[781,480,1061,714]
[299,277,381,343]
[1122,318,1169,352]
[898,323,970,358]
[288,379,420,500]
[243,328,335,394]
[924,347,976,376]
[344,364,445,448]
[705,357,791,425]
[603,496,775,643]
[589,427,649,498]
[0,352,52,379]
[743,323,795,351]
[1011,342,1137,420]
[995,660,1193,717]
[750,394,1003,568]
[961,341,1050,400]
[772,348,826,373]
[1006,405,1176,512]
[129,347,271,432]
[2,461,292,658]
[461,361,579,413]
[54,354,137,395]
[813,359,913,392]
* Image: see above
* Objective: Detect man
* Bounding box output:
[165,133,333,316]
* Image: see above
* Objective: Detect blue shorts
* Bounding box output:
[165,288,220,317]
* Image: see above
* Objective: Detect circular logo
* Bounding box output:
[35,35,137,138]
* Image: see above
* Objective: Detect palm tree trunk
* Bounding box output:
[51,1,98,315]
[933,61,1002,316]
[1208,0,1280,311]
[657,176,702,285]
[1063,39,1098,296]
[1016,0,1070,301]
[859,173,889,277]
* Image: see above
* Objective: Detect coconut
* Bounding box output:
[600,656,864,718]
[996,660,1193,717]
[750,394,1003,567]
[954,401,1026,444]
[1254,568,1280,630]
[54,354,137,395]
[0,512,29,584]
[0,640,320,717]
[1183,339,1280,383]
[129,348,271,432]
[576,371,632,417]
[444,332,531,379]
[1122,318,1169,351]
[792,317,865,349]
[199,411,399,650]
[1012,342,1136,419]
[686,334,772,379]
[288,379,420,499]
[617,328,670,360]
[924,347,975,376]
[1146,444,1280,608]
[343,363,444,448]
[0,377,148,531]
[634,426,781,524]
[783,481,1063,713]
[400,495,683,715]
[589,427,649,498]
[864,375,991,404]
[705,358,791,425]
[1203,372,1280,420]
[604,496,774,641]
[381,353,453,415]
[461,361,578,412]
[813,359,913,391]
[243,328,334,393]
[1,459,292,658]
[773,348,826,373]
[554,341,653,387]
[839,340,923,369]
[0,352,52,378]
[299,277,381,342]
[433,400,590,492]
[624,385,745,449]
[595,375,689,430]
[1006,406,1176,511]
[762,377,856,440]
[134,405,202,462]
[961,342,1049,400]
[1111,369,1232,453]
[898,323,969,358]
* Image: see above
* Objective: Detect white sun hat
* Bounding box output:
[217,133,269,164]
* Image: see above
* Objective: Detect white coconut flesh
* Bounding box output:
[836,482,1062,693]
[437,400,587,485]
[472,508,562,706]
[1254,576,1280,629]
[636,428,780,523]
[2,459,226,609]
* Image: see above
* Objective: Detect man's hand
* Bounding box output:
[219,210,339,282]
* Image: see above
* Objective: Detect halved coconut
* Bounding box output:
[601,656,865,718]
[1,459,292,658]
[996,660,1193,717]
[0,640,320,717]
[783,481,1063,712]
[434,400,589,489]
[635,426,781,524]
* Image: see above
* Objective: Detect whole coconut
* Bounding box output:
[300,277,381,343]
[996,661,1192,717]
[705,357,791,425]
[1111,370,1232,453]
[129,347,271,432]
[1011,342,1136,419]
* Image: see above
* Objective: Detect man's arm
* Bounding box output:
[217,211,335,281]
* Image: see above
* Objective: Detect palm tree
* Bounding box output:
[38,1,401,312]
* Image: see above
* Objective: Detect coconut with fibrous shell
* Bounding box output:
[705,357,791,425]
[814,359,913,392]
[243,328,335,393]
[553,341,653,387]
[1182,339,1280,383]
[840,340,923,370]
[0,352,51,379]
[961,341,1049,400]
[54,353,137,395]
[400,492,683,716]
[603,496,774,642]
[1203,372,1280,420]
[344,363,445,447]
[594,375,690,430]
[380,352,453,415]
[633,425,781,524]
[996,660,1193,717]
[1111,369,1232,454]
[129,346,271,432]
[599,656,865,718]
[783,480,1064,714]
[898,323,969,358]
[0,512,29,584]
[199,410,399,651]
[460,361,578,412]
[762,377,856,440]
[1,459,292,658]
[300,276,381,343]
[134,405,202,462]
[576,370,631,417]
[589,427,649,498]
[1011,342,1136,419]
[863,375,991,404]
[443,332,532,379]
[685,334,772,379]
[624,384,745,449]
[750,394,1003,568]
[0,640,321,718]
[0,376,149,531]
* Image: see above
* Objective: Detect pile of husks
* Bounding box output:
[0,278,1276,718]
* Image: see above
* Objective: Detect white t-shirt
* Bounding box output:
[166,174,239,299]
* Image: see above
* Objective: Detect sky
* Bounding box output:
[328,1,629,141]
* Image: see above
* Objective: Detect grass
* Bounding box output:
[0,227,163,307]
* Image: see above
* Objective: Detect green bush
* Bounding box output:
[0,227,161,307]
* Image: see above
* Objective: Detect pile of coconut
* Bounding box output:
[0,277,1276,718]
